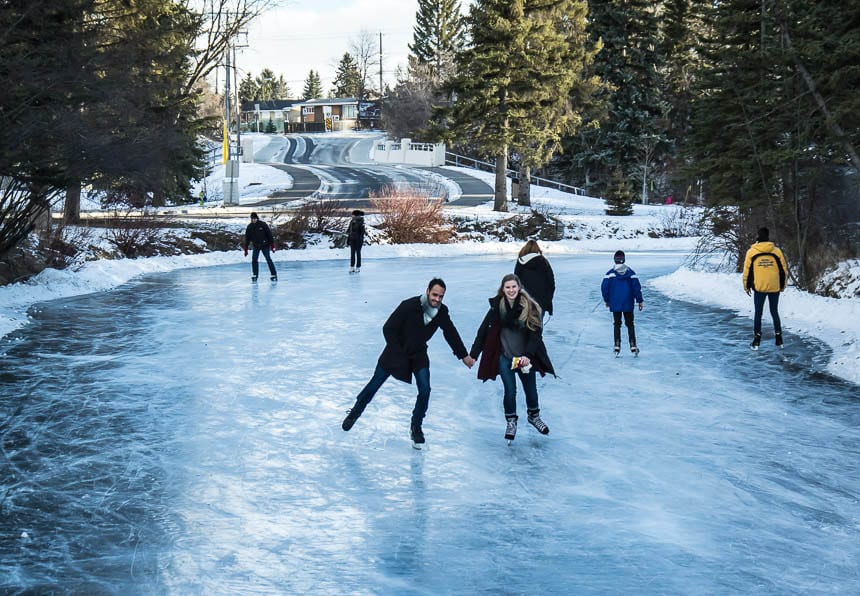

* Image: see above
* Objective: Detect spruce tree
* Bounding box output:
[332,53,361,97]
[239,72,258,103]
[409,0,466,81]
[604,167,635,215]
[303,70,323,99]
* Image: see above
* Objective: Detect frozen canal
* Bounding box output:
[1,253,858,594]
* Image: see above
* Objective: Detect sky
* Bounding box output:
[236,0,472,94]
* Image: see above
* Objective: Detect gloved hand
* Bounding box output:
[270,243,276,252]
[243,247,248,257]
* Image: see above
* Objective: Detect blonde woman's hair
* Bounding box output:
[496,273,543,331]
[518,239,542,258]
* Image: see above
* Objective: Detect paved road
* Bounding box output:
[245,133,493,209]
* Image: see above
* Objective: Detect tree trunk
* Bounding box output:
[63,181,81,225]
[494,150,508,212]
[518,163,531,207]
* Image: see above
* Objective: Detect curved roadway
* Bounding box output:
[245,133,493,208]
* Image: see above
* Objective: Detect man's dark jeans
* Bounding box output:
[354,364,431,427]
[753,291,781,335]
[252,245,277,278]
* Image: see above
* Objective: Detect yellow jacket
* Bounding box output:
[743,241,788,293]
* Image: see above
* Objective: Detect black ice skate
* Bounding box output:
[270,275,278,282]
[342,408,360,431]
[505,416,518,444]
[751,333,761,351]
[614,342,621,357]
[410,424,425,450]
[775,333,783,349]
[251,275,258,282]
[630,344,639,357]
[527,412,549,435]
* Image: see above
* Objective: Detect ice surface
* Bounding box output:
[1,253,858,594]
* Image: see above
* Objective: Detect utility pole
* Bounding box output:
[378,31,383,126]
[223,47,239,204]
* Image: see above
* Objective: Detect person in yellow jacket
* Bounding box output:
[742,227,789,350]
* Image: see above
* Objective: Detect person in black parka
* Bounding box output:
[469,273,555,443]
[346,209,366,273]
[243,212,277,281]
[341,278,475,448]
[514,240,555,318]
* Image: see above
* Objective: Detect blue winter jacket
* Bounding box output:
[601,264,643,312]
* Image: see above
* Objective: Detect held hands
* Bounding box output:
[462,355,476,368]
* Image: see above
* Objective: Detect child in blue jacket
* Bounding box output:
[601,250,644,355]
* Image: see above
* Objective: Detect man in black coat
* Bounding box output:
[342,278,475,448]
[243,212,277,281]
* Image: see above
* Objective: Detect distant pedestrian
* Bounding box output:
[199,189,206,206]
[742,227,788,350]
[243,212,277,282]
[601,250,644,356]
[347,209,366,273]
[469,273,555,443]
[513,239,555,318]
[341,278,476,449]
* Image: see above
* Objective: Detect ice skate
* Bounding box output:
[410,424,425,450]
[630,344,639,357]
[270,275,277,282]
[614,342,621,357]
[504,416,518,444]
[775,333,783,349]
[355,267,360,274]
[251,275,258,283]
[342,408,360,431]
[349,267,355,273]
[527,412,549,435]
[751,333,761,351]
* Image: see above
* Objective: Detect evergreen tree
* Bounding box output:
[239,72,258,103]
[409,0,466,81]
[303,69,323,99]
[331,52,361,97]
[256,68,278,100]
[565,0,669,198]
[604,166,635,215]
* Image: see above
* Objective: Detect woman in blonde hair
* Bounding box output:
[514,239,555,318]
[469,273,555,443]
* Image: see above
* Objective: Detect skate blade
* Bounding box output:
[412,441,424,450]
[506,439,514,446]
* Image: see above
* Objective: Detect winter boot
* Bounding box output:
[342,408,361,431]
[751,333,761,351]
[775,333,783,348]
[410,423,425,449]
[504,416,518,442]
[527,410,550,435]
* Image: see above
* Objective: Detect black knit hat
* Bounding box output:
[757,227,769,242]
[614,250,625,264]
[352,209,365,216]
[250,212,258,220]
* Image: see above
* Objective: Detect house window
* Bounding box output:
[302,106,315,115]
[343,105,357,119]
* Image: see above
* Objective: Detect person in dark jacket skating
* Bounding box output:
[341,278,475,449]
[469,273,555,443]
[346,209,366,273]
[601,250,644,355]
[514,240,555,318]
[243,212,277,282]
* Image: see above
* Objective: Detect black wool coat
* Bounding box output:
[514,255,555,315]
[469,296,555,381]
[244,220,274,249]
[346,216,365,247]
[378,296,468,383]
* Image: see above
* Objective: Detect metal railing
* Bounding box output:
[444,152,589,196]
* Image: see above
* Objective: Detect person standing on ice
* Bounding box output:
[341,278,476,449]
[513,240,555,320]
[742,226,789,350]
[243,212,277,282]
[346,209,366,273]
[469,273,555,443]
[601,250,644,356]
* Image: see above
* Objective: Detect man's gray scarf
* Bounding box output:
[419,293,438,325]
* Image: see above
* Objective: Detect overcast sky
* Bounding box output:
[232,0,472,96]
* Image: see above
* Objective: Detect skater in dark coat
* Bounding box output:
[469,273,555,443]
[514,240,555,317]
[601,250,643,355]
[342,278,475,448]
[346,209,366,273]
[243,212,277,281]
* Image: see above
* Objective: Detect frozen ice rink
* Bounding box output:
[1,253,858,594]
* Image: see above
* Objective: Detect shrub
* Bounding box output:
[370,187,453,244]
[103,212,166,258]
